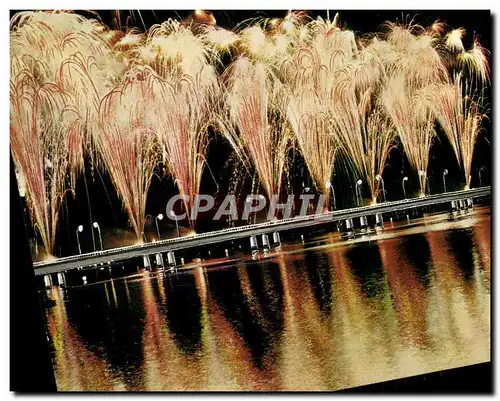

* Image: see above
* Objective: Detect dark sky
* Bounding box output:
[91,9,491,47]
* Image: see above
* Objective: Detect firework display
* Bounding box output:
[10,10,490,256]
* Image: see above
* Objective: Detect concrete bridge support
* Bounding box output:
[272,232,281,248]
[359,215,368,228]
[43,274,52,288]
[250,235,258,254]
[375,213,384,228]
[143,255,151,270]
[167,251,176,271]
[345,218,354,232]
[155,253,164,269]
[56,272,66,287]
[262,234,270,251]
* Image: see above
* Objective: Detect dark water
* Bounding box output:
[43,207,491,391]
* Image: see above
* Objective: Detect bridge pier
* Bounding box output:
[459,199,466,211]
[272,232,281,248]
[56,272,66,287]
[250,235,258,254]
[43,274,52,288]
[467,198,473,209]
[155,253,164,270]
[359,216,368,228]
[262,234,270,252]
[345,218,354,232]
[143,255,151,270]
[167,251,176,271]
[375,213,384,228]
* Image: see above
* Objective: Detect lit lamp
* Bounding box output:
[355,179,363,207]
[155,213,164,240]
[375,174,386,202]
[76,225,83,254]
[443,169,449,193]
[93,222,103,251]
[402,176,409,199]
[325,181,336,210]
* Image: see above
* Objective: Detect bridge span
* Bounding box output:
[33,186,491,276]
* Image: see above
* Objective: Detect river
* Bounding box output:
[42,206,491,391]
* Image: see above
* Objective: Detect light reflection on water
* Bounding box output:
[44,207,491,391]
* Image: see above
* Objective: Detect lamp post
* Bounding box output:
[302,187,312,214]
[93,222,103,251]
[141,231,147,243]
[33,223,40,256]
[478,166,485,187]
[170,210,180,237]
[355,180,363,207]
[443,169,449,193]
[402,176,409,199]
[76,225,83,254]
[325,181,336,210]
[155,213,163,240]
[375,174,386,202]
[245,198,252,224]
[258,194,265,223]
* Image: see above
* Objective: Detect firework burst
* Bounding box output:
[382,75,436,196]
[432,76,487,189]
[97,70,160,238]
[219,57,294,200]
[9,10,491,255]
[10,73,82,254]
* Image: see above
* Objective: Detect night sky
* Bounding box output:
[11,10,492,257]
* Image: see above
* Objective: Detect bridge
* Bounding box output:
[33,186,491,276]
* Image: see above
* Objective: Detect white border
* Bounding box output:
[2,2,497,398]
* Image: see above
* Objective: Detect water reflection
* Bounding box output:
[44,208,491,391]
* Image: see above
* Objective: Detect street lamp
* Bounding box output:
[93,222,103,251]
[245,198,252,224]
[375,174,386,202]
[402,176,409,199]
[155,213,163,240]
[76,225,83,254]
[302,187,312,214]
[34,223,40,256]
[325,181,337,210]
[478,166,486,187]
[355,180,363,207]
[443,169,449,193]
[141,231,147,243]
[258,194,265,223]
[170,210,180,237]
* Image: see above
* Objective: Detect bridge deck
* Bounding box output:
[32,187,491,275]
